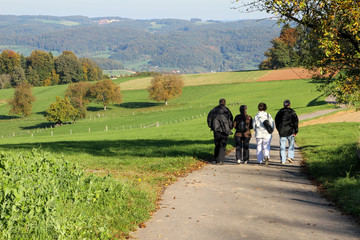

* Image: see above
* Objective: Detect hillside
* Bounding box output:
[0,15,280,73]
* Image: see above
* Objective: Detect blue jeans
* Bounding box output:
[280,135,295,163]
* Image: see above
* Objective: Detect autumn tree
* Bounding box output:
[8,82,36,117]
[80,58,103,82]
[46,96,78,125]
[65,82,92,119]
[259,24,302,69]
[147,74,184,105]
[234,0,360,106]
[88,79,122,110]
[26,50,54,85]
[0,50,21,75]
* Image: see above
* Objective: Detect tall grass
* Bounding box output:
[296,122,360,218]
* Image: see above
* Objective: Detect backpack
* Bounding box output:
[236,116,248,133]
[263,114,273,134]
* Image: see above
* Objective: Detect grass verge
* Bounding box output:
[296,122,360,219]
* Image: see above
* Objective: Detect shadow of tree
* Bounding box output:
[21,122,58,130]
[0,139,214,161]
[0,115,20,120]
[87,106,107,112]
[306,95,327,107]
[119,102,162,109]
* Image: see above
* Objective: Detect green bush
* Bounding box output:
[0,149,153,239]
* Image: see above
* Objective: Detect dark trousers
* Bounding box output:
[235,136,250,162]
[214,131,228,164]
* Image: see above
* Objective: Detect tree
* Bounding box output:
[8,82,36,117]
[147,74,184,105]
[234,0,360,106]
[46,96,78,125]
[55,51,85,84]
[88,79,122,110]
[65,82,92,119]
[80,58,103,82]
[26,50,54,85]
[0,74,11,89]
[0,50,21,75]
[259,24,301,69]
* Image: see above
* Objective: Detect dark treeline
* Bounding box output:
[0,15,281,73]
[0,49,102,89]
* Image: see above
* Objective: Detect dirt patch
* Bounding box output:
[257,68,314,82]
[300,109,360,127]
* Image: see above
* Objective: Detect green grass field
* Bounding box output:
[1,70,353,238]
[296,123,360,218]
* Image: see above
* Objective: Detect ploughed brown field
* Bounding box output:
[257,68,314,81]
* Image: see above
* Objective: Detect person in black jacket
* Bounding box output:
[275,99,299,164]
[207,98,233,165]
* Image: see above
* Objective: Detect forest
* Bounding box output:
[0,15,281,73]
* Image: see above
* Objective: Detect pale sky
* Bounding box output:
[1,0,270,21]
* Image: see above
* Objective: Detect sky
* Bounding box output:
[2,0,270,21]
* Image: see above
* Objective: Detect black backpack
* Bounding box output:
[236,116,247,133]
[263,114,273,134]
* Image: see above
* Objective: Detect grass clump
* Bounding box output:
[0,149,155,239]
[296,122,360,218]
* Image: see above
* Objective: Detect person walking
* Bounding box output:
[233,105,253,164]
[207,98,233,165]
[253,102,274,165]
[275,99,299,164]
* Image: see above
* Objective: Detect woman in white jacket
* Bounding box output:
[253,102,274,165]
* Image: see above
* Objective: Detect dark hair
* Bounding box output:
[258,102,267,111]
[240,105,247,115]
[219,98,226,106]
[283,99,291,107]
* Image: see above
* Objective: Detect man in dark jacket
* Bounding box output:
[275,99,299,164]
[207,98,233,165]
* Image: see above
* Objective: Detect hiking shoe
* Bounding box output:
[243,161,248,164]
[287,158,293,163]
[264,156,269,166]
[237,159,241,164]
[220,162,223,165]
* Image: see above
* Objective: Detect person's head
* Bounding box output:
[240,105,247,115]
[258,102,267,111]
[283,99,291,108]
[219,98,226,106]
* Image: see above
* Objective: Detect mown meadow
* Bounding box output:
[0,70,348,238]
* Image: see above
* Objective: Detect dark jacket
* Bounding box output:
[234,114,253,138]
[275,107,299,137]
[207,105,233,135]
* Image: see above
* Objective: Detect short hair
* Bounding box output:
[219,98,226,106]
[240,105,247,114]
[283,99,291,107]
[258,102,267,111]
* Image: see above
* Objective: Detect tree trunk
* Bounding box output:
[165,100,168,106]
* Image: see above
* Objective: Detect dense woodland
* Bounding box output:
[0,15,281,73]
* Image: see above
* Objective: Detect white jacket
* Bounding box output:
[253,111,274,139]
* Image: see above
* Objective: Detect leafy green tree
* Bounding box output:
[10,66,26,87]
[46,96,78,125]
[8,82,36,117]
[88,79,122,110]
[26,50,54,85]
[55,51,85,84]
[147,74,184,105]
[26,66,40,86]
[65,82,92,119]
[235,0,360,106]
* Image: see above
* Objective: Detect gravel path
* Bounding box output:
[131,110,360,240]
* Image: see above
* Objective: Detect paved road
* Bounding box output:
[131,111,360,240]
